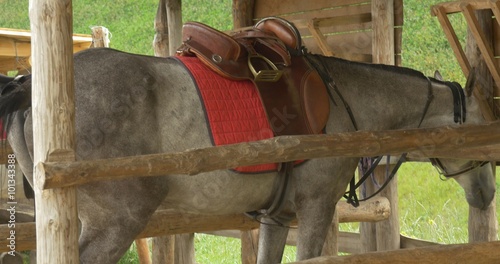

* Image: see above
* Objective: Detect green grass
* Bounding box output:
[2,0,499,263]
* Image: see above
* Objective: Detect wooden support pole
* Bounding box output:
[465,7,498,242]
[289,241,500,264]
[28,0,79,262]
[308,19,335,56]
[432,5,471,77]
[90,26,110,48]
[374,166,399,251]
[361,0,399,253]
[241,229,259,264]
[166,0,182,56]
[372,0,394,65]
[135,238,152,264]
[38,121,500,189]
[152,236,175,263]
[462,4,500,91]
[154,0,169,57]
[232,0,255,29]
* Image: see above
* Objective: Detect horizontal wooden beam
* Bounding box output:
[0,37,31,57]
[290,241,500,264]
[431,1,493,16]
[0,197,390,252]
[38,121,500,189]
[205,231,438,254]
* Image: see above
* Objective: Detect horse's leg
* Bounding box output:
[256,216,291,264]
[294,158,357,260]
[77,178,167,264]
[295,198,336,259]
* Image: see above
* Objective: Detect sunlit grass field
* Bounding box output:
[1,0,498,263]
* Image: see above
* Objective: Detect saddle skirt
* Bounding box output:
[175,56,302,173]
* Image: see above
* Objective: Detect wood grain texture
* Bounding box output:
[290,241,500,264]
[39,120,500,189]
[29,0,79,262]
[0,197,390,252]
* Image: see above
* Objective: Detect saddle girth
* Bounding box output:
[177,17,330,136]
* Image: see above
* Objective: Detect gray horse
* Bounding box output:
[0,48,495,263]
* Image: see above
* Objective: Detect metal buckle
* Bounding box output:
[247,54,283,82]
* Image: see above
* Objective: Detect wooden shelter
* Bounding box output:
[0,28,92,74]
[10,0,500,263]
[432,0,500,119]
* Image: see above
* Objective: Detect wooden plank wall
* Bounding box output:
[491,21,500,115]
[253,0,403,65]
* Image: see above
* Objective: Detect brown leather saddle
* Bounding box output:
[177,17,329,136]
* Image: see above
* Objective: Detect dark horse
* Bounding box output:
[0,48,495,263]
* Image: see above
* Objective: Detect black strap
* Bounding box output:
[344,154,407,207]
[306,55,358,131]
[245,161,294,224]
[447,82,466,124]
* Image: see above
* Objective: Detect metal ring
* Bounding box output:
[211,54,222,63]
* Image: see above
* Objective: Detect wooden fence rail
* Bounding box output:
[289,241,500,264]
[38,121,500,189]
[0,197,390,252]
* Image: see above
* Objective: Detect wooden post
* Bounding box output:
[360,0,398,253]
[28,0,79,262]
[135,239,152,264]
[152,236,175,263]
[232,0,255,29]
[464,8,498,242]
[374,166,399,251]
[360,165,399,252]
[174,234,195,264]
[241,229,259,264]
[90,26,110,48]
[166,0,182,56]
[154,0,169,57]
[371,0,395,65]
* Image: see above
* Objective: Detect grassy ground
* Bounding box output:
[1,0,499,263]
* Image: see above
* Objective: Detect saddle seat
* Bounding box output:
[177,17,330,136]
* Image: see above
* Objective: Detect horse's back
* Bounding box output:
[73,48,206,159]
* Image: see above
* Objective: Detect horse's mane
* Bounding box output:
[306,53,462,91]
[0,75,32,134]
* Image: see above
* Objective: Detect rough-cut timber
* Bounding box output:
[153,0,169,57]
[166,0,182,56]
[0,197,390,252]
[29,0,79,262]
[289,241,500,264]
[39,121,500,189]
[232,0,255,28]
[465,7,498,243]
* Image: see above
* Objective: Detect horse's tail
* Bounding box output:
[0,75,32,134]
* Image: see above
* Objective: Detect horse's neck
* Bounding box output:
[323,56,456,132]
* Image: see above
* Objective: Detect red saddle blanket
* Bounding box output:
[176,56,294,173]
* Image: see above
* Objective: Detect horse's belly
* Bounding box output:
[159,170,277,215]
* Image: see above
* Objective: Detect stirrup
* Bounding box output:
[248,54,283,82]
